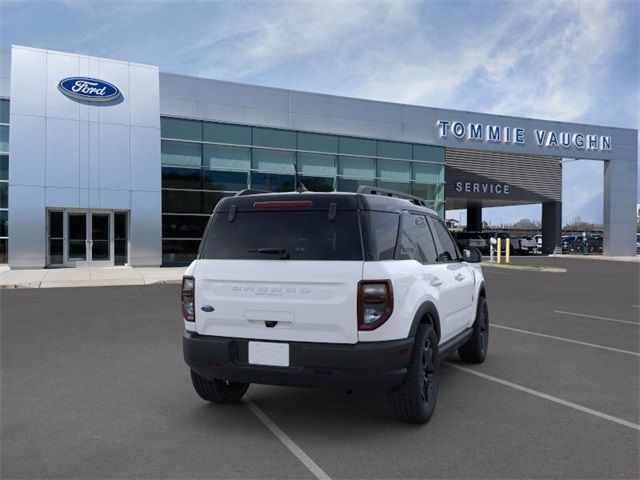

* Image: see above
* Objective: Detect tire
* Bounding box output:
[386,323,439,424]
[458,296,489,363]
[190,370,249,404]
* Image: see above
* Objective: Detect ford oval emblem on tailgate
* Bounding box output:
[201,305,215,312]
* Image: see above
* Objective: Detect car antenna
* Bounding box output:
[293,159,308,193]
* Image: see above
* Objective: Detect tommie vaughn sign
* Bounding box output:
[57,77,121,102]
[436,120,612,152]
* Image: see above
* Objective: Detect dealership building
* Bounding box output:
[0,45,637,268]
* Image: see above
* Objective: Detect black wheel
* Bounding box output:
[458,296,489,363]
[386,323,439,424]
[190,370,249,404]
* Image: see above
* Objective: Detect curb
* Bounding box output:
[0,279,183,289]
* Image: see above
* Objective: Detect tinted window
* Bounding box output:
[396,213,437,263]
[201,211,363,261]
[428,217,459,261]
[362,211,399,261]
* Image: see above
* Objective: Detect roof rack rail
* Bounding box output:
[356,186,429,207]
[234,189,270,197]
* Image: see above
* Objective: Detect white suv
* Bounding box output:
[182,188,488,423]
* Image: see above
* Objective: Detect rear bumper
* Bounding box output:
[183,331,414,393]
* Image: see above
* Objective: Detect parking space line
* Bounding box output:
[554,310,640,326]
[446,363,640,432]
[245,396,331,480]
[491,324,640,357]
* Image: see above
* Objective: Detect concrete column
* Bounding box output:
[542,201,562,254]
[603,158,637,256]
[467,206,482,231]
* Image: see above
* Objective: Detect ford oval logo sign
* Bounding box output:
[57,77,121,102]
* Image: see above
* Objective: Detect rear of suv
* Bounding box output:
[182,188,488,423]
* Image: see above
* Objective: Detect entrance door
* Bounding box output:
[90,213,111,266]
[67,212,88,266]
[47,210,129,267]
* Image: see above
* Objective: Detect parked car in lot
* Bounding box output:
[452,231,488,254]
[563,235,603,254]
[182,187,489,424]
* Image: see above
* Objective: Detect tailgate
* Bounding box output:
[194,260,362,344]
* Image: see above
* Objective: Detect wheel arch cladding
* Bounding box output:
[478,281,486,298]
[409,302,441,341]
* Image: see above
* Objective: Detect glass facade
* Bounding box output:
[0,99,8,263]
[160,116,445,265]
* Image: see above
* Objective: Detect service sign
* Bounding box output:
[57,77,121,102]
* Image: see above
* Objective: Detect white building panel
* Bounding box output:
[245,85,288,112]
[130,65,160,128]
[98,122,130,191]
[9,47,46,116]
[46,117,80,189]
[8,114,45,186]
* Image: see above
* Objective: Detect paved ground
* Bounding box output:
[0,266,185,289]
[1,256,638,479]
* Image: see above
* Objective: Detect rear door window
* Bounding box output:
[396,212,438,264]
[200,210,363,260]
[428,217,460,262]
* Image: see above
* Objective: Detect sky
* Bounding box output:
[1,0,638,226]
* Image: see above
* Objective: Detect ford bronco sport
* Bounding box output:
[182,187,488,423]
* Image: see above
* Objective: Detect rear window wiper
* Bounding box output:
[248,247,290,259]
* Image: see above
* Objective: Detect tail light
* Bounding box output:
[181,276,195,322]
[357,280,393,330]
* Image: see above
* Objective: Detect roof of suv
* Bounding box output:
[213,191,439,216]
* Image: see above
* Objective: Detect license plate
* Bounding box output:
[248,341,289,367]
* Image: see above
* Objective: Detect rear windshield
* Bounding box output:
[200,210,363,261]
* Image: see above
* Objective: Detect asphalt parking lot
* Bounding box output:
[1,257,639,479]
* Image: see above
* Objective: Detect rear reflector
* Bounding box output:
[253,200,313,209]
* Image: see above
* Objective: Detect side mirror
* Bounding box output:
[462,247,482,263]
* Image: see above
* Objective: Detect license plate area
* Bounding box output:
[248,341,290,367]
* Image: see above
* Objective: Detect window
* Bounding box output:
[298,176,334,192]
[162,215,209,239]
[362,211,399,260]
[203,145,250,171]
[250,172,295,192]
[339,137,376,157]
[376,181,410,194]
[202,170,247,192]
[413,163,443,183]
[413,144,445,163]
[428,217,459,261]
[0,183,7,208]
[161,141,201,167]
[0,155,8,180]
[252,127,296,149]
[200,211,363,261]
[0,126,8,153]
[298,132,339,153]
[162,167,202,190]
[0,99,9,124]
[252,149,295,174]
[163,239,201,265]
[338,156,375,179]
[161,117,202,141]
[377,159,411,181]
[336,178,374,192]
[396,213,438,263]
[297,153,336,177]
[162,190,202,214]
[203,122,250,145]
[378,141,411,160]
[0,210,7,237]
